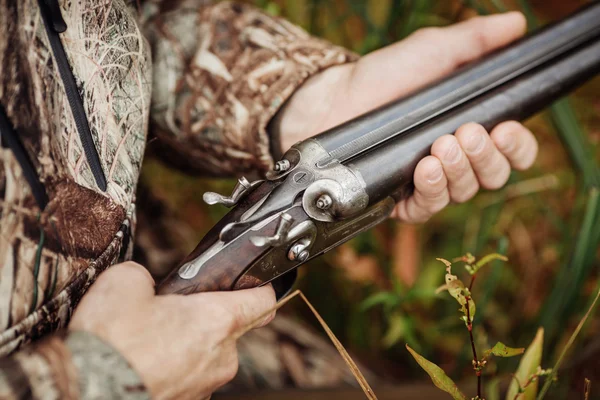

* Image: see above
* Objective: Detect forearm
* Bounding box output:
[0,332,148,400]
[144,1,357,177]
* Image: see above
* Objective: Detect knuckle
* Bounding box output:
[419,193,449,215]
[470,147,492,164]
[223,308,242,334]
[471,26,490,54]
[514,135,538,170]
[112,261,143,274]
[415,160,444,190]
[217,352,239,388]
[212,302,239,334]
[427,184,449,199]
[500,120,523,131]
[427,202,446,215]
[481,180,503,190]
[444,155,470,176]
[452,182,479,203]
[461,136,493,164]
[414,213,432,224]
[223,364,239,385]
[480,169,510,190]
[431,135,457,158]
[118,261,155,285]
[455,122,485,144]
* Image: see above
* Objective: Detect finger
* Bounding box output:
[71,262,156,331]
[490,121,538,170]
[455,123,511,190]
[88,261,156,302]
[393,156,449,223]
[350,12,527,108]
[431,135,480,203]
[206,285,277,331]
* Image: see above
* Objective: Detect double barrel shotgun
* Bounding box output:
[158,2,600,298]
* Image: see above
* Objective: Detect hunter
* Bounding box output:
[0,0,538,398]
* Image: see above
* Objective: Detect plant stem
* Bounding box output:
[465,294,481,399]
[469,274,476,292]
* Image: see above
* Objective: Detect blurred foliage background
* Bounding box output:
[138,0,599,398]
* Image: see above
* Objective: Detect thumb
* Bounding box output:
[206,285,277,331]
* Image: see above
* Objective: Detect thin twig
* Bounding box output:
[465,294,481,399]
[221,289,378,400]
[584,378,591,400]
[469,274,476,292]
[537,288,600,400]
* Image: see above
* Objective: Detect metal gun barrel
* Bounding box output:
[313,2,600,166]
[351,35,600,203]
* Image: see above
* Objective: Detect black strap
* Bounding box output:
[0,104,49,210]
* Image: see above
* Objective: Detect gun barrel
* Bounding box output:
[352,35,600,203]
[313,2,600,167]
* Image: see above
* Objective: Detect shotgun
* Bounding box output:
[158,2,600,298]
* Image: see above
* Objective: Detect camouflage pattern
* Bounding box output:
[0,331,148,399]
[144,0,357,176]
[0,0,354,397]
[0,0,149,350]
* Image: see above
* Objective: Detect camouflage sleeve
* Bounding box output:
[142,0,358,177]
[0,331,148,400]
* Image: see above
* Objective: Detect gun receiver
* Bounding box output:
[158,3,600,298]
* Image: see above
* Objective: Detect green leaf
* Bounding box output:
[436,257,452,268]
[505,328,544,400]
[486,377,502,400]
[484,342,524,359]
[489,0,508,12]
[382,313,404,348]
[550,98,600,189]
[541,188,600,342]
[406,345,468,400]
[537,288,600,400]
[264,2,281,16]
[359,291,400,312]
[469,253,508,275]
[437,260,475,323]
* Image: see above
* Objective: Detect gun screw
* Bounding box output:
[274,159,290,172]
[316,194,332,210]
[288,243,310,262]
[297,250,310,262]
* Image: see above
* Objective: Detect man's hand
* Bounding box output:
[275,12,538,223]
[70,262,275,400]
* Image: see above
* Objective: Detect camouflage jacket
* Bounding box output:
[0,0,354,398]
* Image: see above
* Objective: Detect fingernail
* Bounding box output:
[465,130,486,154]
[427,164,444,184]
[444,143,461,164]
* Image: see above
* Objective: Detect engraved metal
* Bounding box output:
[302,177,368,222]
[236,197,395,287]
[249,213,294,247]
[177,206,285,280]
[271,140,370,222]
[223,139,369,238]
[251,216,317,251]
[203,177,262,207]
[178,241,225,279]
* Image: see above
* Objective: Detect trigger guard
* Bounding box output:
[270,269,298,300]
